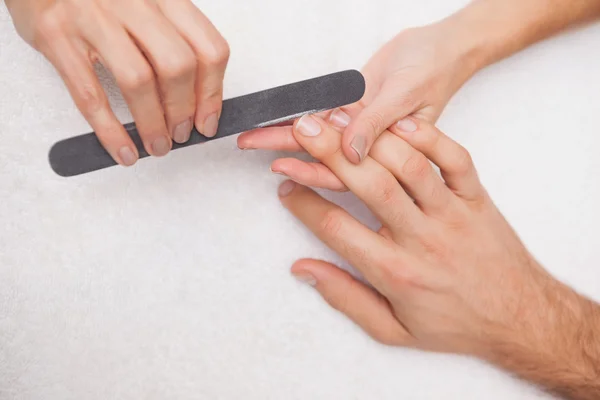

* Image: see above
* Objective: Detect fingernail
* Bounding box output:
[270,166,287,176]
[118,146,137,166]
[293,272,317,287]
[350,135,367,162]
[296,115,322,137]
[278,180,296,197]
[238,140,254,150]
[173,119,192,143]
[152,136,171,156]
[396,118,417,133]
[203,113,219,138]
[329,109,351,128]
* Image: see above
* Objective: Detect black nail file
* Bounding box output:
[48,69,366,177]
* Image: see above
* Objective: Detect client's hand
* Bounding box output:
[275,113,600,399]
[6,0,230,166]
[239,22,482,164]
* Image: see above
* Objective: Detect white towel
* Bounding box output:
[1,1,599,398]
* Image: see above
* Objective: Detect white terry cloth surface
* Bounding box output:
[1,0,600,398]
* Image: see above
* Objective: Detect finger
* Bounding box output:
[271,158,347,192]
[237,109,336,151]
[80,9,172,157]
[291,259,411,347]
[370,132,455,216]
[342,83,416,164]
[237,126,303,152]
[278,180,395,290]
[43,37,138,166]
[157,0,229,138]
[113,3,197,147]
[391,118,484,202]
[292,114,423,230]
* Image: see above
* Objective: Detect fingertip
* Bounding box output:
[148,136,172,157]
[291,260,319,287]
[278,179,298,198]
[117,146,139,167]
[291,259,333,288]
[202,112,220,138]
[347,134,367,164]
[269,161,288,176]
[237,133,254,150]
[341,120,369,164]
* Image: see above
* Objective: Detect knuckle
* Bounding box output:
[310,137,343,161]
[448,145,473,176]
[376,180,397,206]
[201,39,230,67]
[401,153,430,181]
[319,209,345,238]
[341,240,371,267]
[419,127,441,149]
[34,6,66,46]
[362,111,386,138]
[393,92,416,110]
[158,51,197,81]
[369,171,397,204]
[75,82,105,115]
[120,65,155,92]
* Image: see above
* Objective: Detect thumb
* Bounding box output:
[342,84,416,164]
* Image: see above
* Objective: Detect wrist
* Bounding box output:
[485,274,600,398]
[433,6,501,76]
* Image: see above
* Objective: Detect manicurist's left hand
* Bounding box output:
[237,23,482,167]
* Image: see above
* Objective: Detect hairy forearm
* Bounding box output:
[436,0,600,76]
[485,277,600,400]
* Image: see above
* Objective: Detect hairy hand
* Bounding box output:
[275,113,599,391]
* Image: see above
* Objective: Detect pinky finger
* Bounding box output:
[291,259,412,347]
[271,158,347,192]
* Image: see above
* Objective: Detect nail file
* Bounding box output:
[48,69,366,177]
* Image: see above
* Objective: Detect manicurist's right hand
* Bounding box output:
[7,0,230,167]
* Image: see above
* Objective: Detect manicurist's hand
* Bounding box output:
[276,113,600,400]
[238,21,482,164]
[6,0,230,166]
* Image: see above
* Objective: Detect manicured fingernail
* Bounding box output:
[350,135,367,162]
[396,118,417,132]
[330,109,351,128]
[297,115,322,137]
[203,113,219,138]
[152,136,171,156]
[278,180,296,197]
[173,119,192,143]
[118,146,137,166]
[293,272,317,287]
